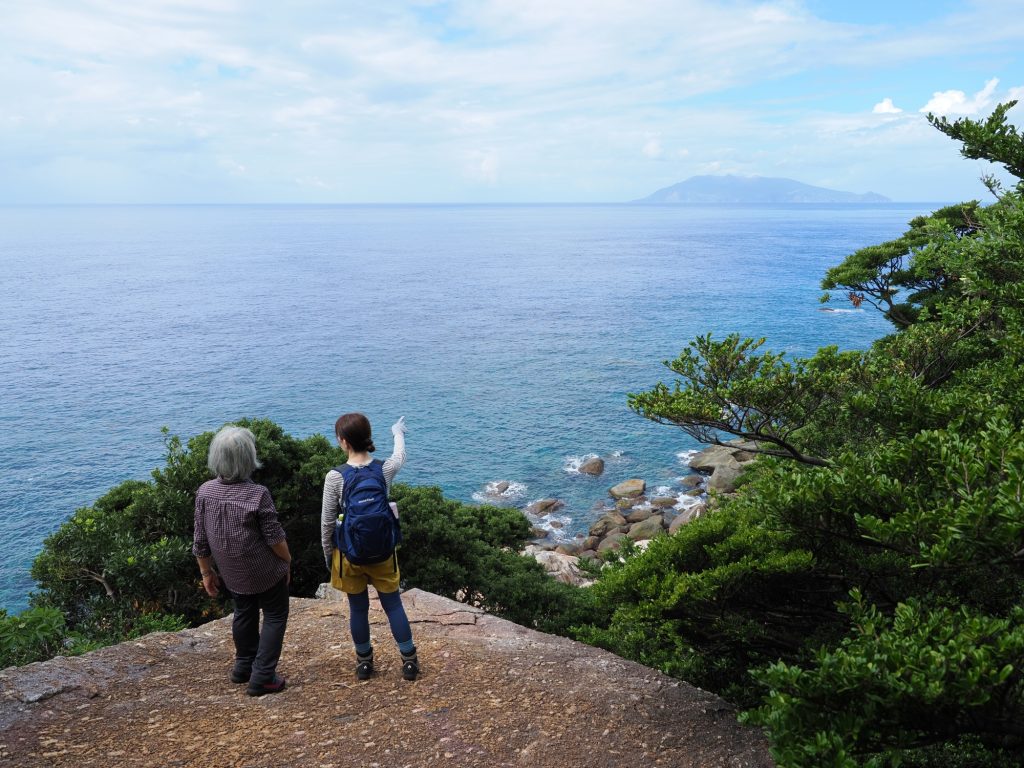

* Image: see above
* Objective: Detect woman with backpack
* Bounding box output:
[193,425,292,697]
[320,413,418,681]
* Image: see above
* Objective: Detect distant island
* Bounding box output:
[634,175,890,203]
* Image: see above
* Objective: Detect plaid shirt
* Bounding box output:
[193,478,289,595]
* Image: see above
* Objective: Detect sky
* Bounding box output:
[2,0,1023,203]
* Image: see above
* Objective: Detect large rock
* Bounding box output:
[493,480,511,494]
[669,503,706,534]
[588,512,627,538]
[651,496,678,509]
[688,444,740,472]
[680,474,704,488]
[598,531,628,552]
[625,509,652,524]
[530,550,593,587]
[627,515,665,541]
[578,457,605,476]
[526,498,564,515]
[709,464,744,493]
[0,590,773,767]
[609,479,646,499]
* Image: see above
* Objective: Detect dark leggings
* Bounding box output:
[347,588,415,655]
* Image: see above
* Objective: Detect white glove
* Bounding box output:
[391,416,407,436]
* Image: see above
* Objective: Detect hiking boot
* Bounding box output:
[400,648,419,681]
[355,651,374,680]
[246,676,287,697]
[230,665,251,684]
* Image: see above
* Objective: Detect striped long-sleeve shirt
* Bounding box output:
[320,433,406,568]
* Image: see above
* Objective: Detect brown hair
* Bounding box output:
[335,412,376,453]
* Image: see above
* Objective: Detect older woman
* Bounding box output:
[193,425,292,696]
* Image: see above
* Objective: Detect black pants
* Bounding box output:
[231,577,289,684]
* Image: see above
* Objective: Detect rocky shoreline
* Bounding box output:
[515,441,759,586]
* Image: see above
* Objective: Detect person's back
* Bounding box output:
[320,412,418,680]
[193,425,292,697]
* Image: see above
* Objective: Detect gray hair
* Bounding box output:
[207,426,262,482]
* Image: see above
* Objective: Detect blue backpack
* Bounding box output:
[333,460,402,566]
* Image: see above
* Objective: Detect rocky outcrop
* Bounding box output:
[523,547,594,587]
[588,512,627,538]
[577,457,605,476]
[526,498,564,515]
[690,441,759,494]
[669,503,706,534]
[627,515,665,541]
[0,591,773,767]
[609,479,646,499]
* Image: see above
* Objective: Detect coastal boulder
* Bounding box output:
[493,481,511,494]
[651,496,678,509]
[709,464,744,493]
[625,509,652,524]
[609,479,646,499]
[589,512,627,538]
[688,445,739,473]
[598,532,628,552]
[526,498,564,516]
[669,503,706,534]
[530,550,593,587]
[627,515,665,541]
[578,457,605,476]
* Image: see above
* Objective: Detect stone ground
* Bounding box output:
[0,589,773,767]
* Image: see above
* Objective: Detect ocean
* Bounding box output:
[0,203,935,611]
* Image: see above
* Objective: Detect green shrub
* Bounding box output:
[577,103,1024,765]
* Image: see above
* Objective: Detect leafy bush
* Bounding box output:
[576,103,1024,765]
[0,606,67,668]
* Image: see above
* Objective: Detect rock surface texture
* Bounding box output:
[0,589,773,768]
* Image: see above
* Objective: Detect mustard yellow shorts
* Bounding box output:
[331,548,401,594]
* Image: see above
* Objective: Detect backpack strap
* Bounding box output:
[336,460,387,511]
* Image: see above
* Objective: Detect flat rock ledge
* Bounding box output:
[0,589,772,768]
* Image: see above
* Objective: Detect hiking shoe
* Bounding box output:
[230,666,251,684]
[246,676,287,697]
[400,649,419,681]
[355,652,374,681]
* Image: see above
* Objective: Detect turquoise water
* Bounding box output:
[0,203,933,611]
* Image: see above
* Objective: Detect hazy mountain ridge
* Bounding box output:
[636,174,890,203]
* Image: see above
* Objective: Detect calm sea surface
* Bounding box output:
[0,203,935,611]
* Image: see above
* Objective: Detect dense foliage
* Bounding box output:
[5,419,583,668]
[578,103,1024,766]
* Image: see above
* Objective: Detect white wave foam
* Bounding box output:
[471,480,527,504]
[675,493,703,509]
[676,449,699,464]
[534,513,573,541]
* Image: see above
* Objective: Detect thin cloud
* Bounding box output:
[1,1,1022,202]
[642,138,664,159]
